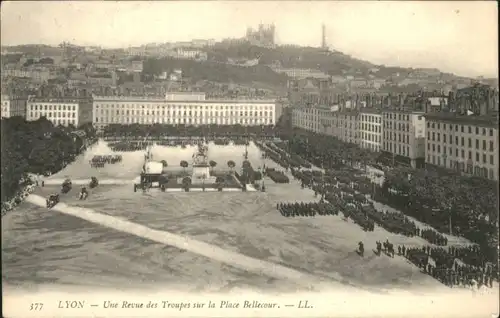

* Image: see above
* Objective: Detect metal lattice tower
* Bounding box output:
[321,24,327,49]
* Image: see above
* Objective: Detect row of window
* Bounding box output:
[427,132,496,151]
[96,109,272,117]
[384,113,413,121]
[428,155,496,175]
[29,104,77,111]
[95,117,273,125]
[383,142,410,157]
[95,104,274,111]
[384,132,410,144]
[360,115,382,123]
[30,112,76,119]
[383,121,410,132]
[427,143,495,165]
[427,121,495,137]
[360,123,381,133]
[360,132,381,143]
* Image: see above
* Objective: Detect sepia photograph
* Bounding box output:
[1,1,499,317]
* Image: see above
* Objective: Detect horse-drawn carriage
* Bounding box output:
[61,179,72,194]
[89,177,99,189]
[133,172,169,192]
[46,193,60,208]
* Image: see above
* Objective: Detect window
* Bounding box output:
[437,145,441,153]
[476,139,479,149]
[455,136,458,145]
[490,129,494,137]
[443,134,446,143]
[482,128,486,136]
[476,153,479,162]
[468,151,472,160]
[455,149,458,157]
[468,138,471,148]
[461,149,464,158]
[428,143,430,151]
[461,137,464,146]
[432,144,435,152]
[483,154,487,164]
[449,135,452,144]
[437,133,440,142]
[476,127,479,135]
[432,132,435,141]
[490,155,494,165]
[490,141,494,152]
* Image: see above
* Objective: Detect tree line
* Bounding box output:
[1,116,96,204]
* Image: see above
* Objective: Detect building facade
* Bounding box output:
[291,106,359,144]
[1,94,28,118]
[92,93,277,130]
[336,111,359,144]
[359,109,383,152]
[382,109,426,168]
[26,97,93,127]
[424,114,498,180]
[291,105,334,135]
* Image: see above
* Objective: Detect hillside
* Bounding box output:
[207,42,376,76]
[142,57,288,89]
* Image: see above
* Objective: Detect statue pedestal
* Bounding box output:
[191,165,213,184]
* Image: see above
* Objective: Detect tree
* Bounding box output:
[227,160,236,172]
[209,160,217,172]
[180,160,188,173]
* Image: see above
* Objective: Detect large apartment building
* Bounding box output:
[424,113,498,180]
[291,105,358,144]
[291,105,333,134]
[92,92,277,131]
[381,109,426,168]
[26,97,93,127]
[359,108,383,152]
[1,94,28,118]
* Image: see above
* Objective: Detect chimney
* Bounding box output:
[425,99,431,113]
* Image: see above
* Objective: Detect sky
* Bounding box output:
[1,1,498,78]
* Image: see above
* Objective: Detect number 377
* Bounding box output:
[30,303,43,311]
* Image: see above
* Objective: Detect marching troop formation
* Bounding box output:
[89,155,123,168]
[403,245,497,288]
[277,202,339,217]
[108,141,148,152]
[263,139,498,289]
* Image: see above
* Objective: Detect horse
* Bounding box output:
[383,241,395,257]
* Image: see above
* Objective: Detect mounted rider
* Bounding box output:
[79,186,88,200]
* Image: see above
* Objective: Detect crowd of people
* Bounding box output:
[276,202,339,217]
[260,135,498,287]
[403,245,496,288]
[108,141,148,152]
[1,174,36,216]
[89,155,122,168]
